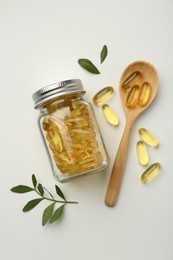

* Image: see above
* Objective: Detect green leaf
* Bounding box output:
[23,198,43,212]
[32,174,37,188]
[11,185,33,193]
[55,185,66,200]
[78,59,100,74]
[43,187,54,199]
[42,202,55,226]
[100,45,108,64]
[50,204,65,224]
[38,184,44,196]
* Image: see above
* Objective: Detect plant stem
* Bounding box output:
[34,188,78,204]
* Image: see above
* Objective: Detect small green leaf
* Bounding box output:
[43,187,54,199]
[50,204,65,224]
[42,202,55,226]
[55,185,66,200]
[11,185,33,193]
[32,174,37,188]
[78,59,100,74]
[23,198,43,212]
[100,45,108,64]
[38,184,44,196]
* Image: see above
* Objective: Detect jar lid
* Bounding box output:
[32,79,86,109]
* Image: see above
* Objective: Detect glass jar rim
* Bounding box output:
[32,79,85,109]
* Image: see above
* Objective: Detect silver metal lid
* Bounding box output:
[32,79,85,109]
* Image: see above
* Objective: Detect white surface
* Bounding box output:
[0,1,173,260]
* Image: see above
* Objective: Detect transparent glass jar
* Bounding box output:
[32,79,109,182]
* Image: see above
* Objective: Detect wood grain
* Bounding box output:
[105,61,159,207]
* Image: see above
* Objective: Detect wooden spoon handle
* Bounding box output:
[105,119,133,207]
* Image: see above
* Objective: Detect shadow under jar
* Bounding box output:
[32,79,110,182]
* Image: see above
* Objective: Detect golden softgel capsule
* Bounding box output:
[102,104,119,126]
[32,79,109,183]
[92,86,114,105]
[138,82,151,107]
[138,128,158,147]
[141,162,161,183]
[136,140,149,166]
[125,85,141,108]
[122,71,142,89]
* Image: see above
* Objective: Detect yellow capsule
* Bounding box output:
[69,167,84,176]
[48,129,62,146]
[126,85,140,108]
[49,141,63,154]
[141,162,161,183]
[136,141,149,166]
[54,152,72,165]
[138,82,151,107]
[49,116,65,129]
[66,117,89,128]
[88,139,99,152]
[92,86,114,105]
[80,152,103,168]
[42,118,50,131]
[69,128,96,139]
[122,71,142,89]
[71,104,89,117]
[102,104,119,126]
[138,128,159,147]
[57,164,76,174]
[68,140,88,149]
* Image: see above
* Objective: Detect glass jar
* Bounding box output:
[32,79,109,182]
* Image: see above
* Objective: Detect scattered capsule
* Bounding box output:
[138,128,159,147]
[136,140,149,166]
[102,104,119,126]
[141,162,161,183]
[138,82,151,107]
[125,85,141,108]
[122,71,142,89]
[92,86,114,105]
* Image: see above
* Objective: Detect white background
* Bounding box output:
[0,1,173,260]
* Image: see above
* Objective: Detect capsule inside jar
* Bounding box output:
[33,79,109,182]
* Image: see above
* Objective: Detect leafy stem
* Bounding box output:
[11,174,78,226]
[34,187,77,204]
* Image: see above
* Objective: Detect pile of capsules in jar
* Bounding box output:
[42,98,103,176]
[92,70,161,183]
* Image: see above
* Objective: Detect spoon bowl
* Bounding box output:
[120,60,158,120]
[105,61,159,207]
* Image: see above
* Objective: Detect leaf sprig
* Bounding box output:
[78,44,108,74]
[11,174,78,226]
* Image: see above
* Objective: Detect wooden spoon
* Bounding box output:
[105,61,159,207]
